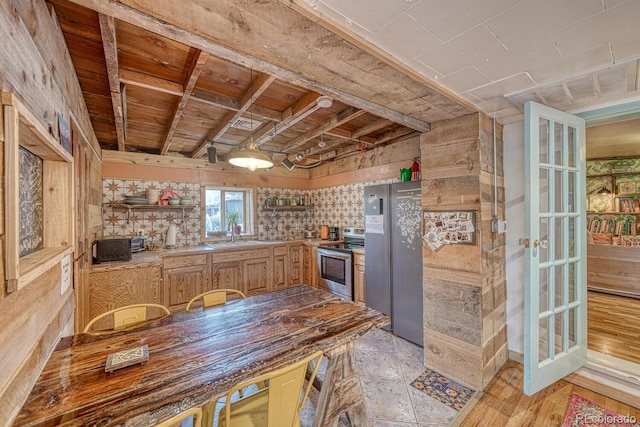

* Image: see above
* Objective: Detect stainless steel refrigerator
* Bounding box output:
[364,181,423,346]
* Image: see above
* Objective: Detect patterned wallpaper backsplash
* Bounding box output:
[102,178,397,246]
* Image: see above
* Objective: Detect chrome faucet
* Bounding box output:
[228,219,237,243]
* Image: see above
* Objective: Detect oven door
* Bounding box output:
[317,247,353,300]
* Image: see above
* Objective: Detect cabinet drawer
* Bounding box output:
[213,247,271,262]
[354,253,365,266]
[163,254,208,269]
[273,246,288,256]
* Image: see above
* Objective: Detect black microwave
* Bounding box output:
[93,238,132,263]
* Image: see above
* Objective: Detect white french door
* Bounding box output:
[524,100,587,395]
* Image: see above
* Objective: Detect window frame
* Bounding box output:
[201,185,257,242]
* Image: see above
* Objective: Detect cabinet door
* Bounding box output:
[303,246,318,287]
[211,261,243,292]
[163,265,206,309]
[243,257,271,296]
[273,254,288,290]
[87,265,162,329]
[354,263,366,304]
[289,245,303,286]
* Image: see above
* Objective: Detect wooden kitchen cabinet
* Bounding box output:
[86,261,162,330]
[354,252,366,304]
[162,254,209,310]
[243,256,271,296]
[210,259,243,291]
[272,245,289,291]
[303,246,318,287]
[289,244,304,286]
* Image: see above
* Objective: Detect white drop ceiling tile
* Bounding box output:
[369,14,442,62]
[528,44,613,84]
[610,32,640,63]
[604,0,629,8]
[405,0,521,42]
[486,0,603,50]
[469,73,536,101]
[476,97,521,115]
[408,57,441,81]
[419,25,507,76]
[439,66,492,93]
[474,35,561,81]
[551,1,639,57]
[317,0,414,32]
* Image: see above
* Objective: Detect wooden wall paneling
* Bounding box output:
[3,104,19,293]
[0,264,74,423]
[0,3,96,424]
[423,329,483,389]
[424,277,482,346]
[43,161,73,248]
[0,1,86,156]
[421,112,506,390]
[74,252,90,332]
[309,134,420,179]
[16,0,101,155]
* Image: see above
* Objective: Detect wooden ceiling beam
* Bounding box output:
[66,0,436,132]
[160,49,209,155]
[250,92,321,146]
[284,106,366,154]
[371,127,416,145]
[351,118,394,140]
[98,13,126,151]
[119,69,184,96]
[191,72,277,158]
[190,88,283,122]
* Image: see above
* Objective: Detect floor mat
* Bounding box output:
[410,368,475,411]
[562,393,639,427]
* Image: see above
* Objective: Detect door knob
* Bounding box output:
[533,239,548,249]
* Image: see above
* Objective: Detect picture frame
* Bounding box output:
[617,181,637,195]
[423,210,477,252]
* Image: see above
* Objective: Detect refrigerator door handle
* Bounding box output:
[379,198,384,214]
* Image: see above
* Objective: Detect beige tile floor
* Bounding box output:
[210,328,462,426]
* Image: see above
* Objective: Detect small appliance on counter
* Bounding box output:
[93,236,147,264]
[328,227,339,241]
[165,224,179,249]
[93,238,132,263]
[131,236,146,253]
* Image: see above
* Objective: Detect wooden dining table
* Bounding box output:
[13,285,389,426]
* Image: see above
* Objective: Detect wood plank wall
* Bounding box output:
[0,1,100,424]
[102,134,421,188]
[421,112,507,390]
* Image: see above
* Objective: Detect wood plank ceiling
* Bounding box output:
[46,0,434,168]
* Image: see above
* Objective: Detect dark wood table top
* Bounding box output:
[14,286,388,426]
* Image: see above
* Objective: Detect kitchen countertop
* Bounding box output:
[91,238,333,269]
[90,251,163,271]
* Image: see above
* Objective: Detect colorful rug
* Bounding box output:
[562,393,639,427]
[410,368,475,411]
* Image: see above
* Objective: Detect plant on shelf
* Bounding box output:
[226,212,241,234]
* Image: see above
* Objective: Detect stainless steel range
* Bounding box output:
[317,226,364,300]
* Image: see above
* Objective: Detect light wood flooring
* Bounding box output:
[457,360,640,426]
[588,290,640,364]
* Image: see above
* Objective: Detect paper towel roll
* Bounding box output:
[166,225,177,247]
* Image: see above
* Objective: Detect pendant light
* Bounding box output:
[227,69,273,171]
